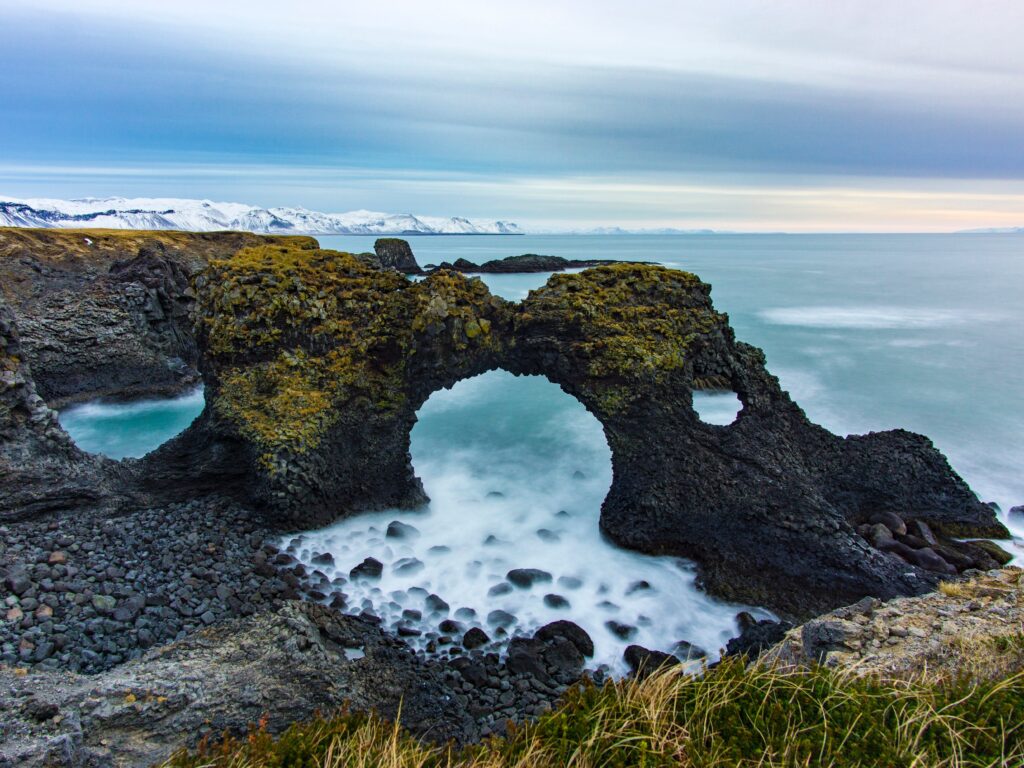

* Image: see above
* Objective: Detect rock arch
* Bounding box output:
[143,245,1007,617]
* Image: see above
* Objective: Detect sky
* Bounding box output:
[2,1,1024,231]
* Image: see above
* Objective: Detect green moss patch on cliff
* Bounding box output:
[196,250,508,469]
[0,228,318,305]
[197,245,411,467]
[409,270,506,354]
[520,264,728,412]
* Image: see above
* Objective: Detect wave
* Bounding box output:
[759,306,1005,330]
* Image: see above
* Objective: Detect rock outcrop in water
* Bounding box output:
[429,253,625,273]
[139,243,1008,618]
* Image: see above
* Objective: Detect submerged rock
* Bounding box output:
[350,558,384,581]
[507,568,553,588]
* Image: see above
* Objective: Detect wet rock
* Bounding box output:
[386,521,420,540]
[463,627,489,649]
[543,594,570,609]
[350,558,384,581]
[487,582,513,597]
[507,569,552,588]
[626,580,653,595]
[908,519,938,546]
[867,511,907,536]
[426,594,450,613]
[534,620,594,657]
[535,529,560,543]
[967,540,1014,566]
[487,610,516,628]
[393,557,425,576]
[905,547,956,575]
[1009,504,1024,520]
[605,620,637,640]
[725,615,793,659]
[439,619,463,634]
[671,640,708,660]
[310,552,335,567]
[624,645,680,678]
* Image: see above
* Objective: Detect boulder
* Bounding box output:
[534,620,594,657]
[506,568,552,588]
[624,645,681,678]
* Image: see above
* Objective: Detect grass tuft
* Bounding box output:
[160,654,1024,768]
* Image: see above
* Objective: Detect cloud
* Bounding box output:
[2,3,1023,228]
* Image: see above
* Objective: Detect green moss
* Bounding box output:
[521,264,727,412]
[196,250,508,466]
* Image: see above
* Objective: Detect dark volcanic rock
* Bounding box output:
[624,645,681,677]
[507,568,552,588]
[142,251,1007,619]
[0,229,313,406]
[350,557,384,580]
[430,253,636,274]
[462,627,490,649]
[725,615,794,659]
[0,297,119,523]
[0,602,475,766]
[373,238,422,274]
[534,620,594,657]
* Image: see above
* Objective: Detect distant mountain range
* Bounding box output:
[0,196,523,236]
[956,226,1024,234]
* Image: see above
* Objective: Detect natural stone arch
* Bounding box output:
[143,245,1007,618]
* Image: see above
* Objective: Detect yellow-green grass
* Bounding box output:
[161,654,1024,768]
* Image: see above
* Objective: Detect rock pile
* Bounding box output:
[855,511,1012,576]
[0,498,278,673]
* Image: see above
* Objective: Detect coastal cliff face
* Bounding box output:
[141,243,1008,618]
[0,229,316,406]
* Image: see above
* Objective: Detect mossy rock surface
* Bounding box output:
[160,244,1008,618]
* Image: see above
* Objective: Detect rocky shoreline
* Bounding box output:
[1,227,1020,766]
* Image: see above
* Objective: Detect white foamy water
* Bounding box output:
[759,306,1005,330]
[285,371,767,672]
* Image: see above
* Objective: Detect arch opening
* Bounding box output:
[692,389,743,426]
[282,370,764,672]
[58,386,205,460]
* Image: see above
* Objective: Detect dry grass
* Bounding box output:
[161,654,1024,768]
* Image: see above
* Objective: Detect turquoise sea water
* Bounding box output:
[58,387,204,460]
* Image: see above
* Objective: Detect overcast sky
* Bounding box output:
[3,1,1023,230]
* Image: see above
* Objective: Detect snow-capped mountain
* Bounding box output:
[0,196,522,235]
